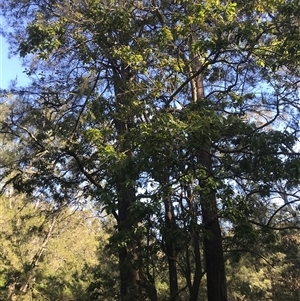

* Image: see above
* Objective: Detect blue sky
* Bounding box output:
[0,38,29,89]
[0,19,29,89]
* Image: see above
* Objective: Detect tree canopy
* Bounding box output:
[1,0,300,300]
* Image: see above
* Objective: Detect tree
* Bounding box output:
[225,197,300,301]
[0,192,100,301]
[1,0,300,300]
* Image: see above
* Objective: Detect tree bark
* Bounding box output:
[192,47,228,301]
[113,63,141,301]
[183,184,204,301]
[189,223,203,301]
[117,181,140,301]
[201,191,228,301]
[164,196,180,301]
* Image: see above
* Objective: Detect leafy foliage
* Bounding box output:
[1,0,300,300]
[0,194,99,301]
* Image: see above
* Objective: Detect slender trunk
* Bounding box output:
[20,214,57,293]
[141,224,158,301]
[164,196,179,301]
[183,184,204,301]
[189,226,203,301]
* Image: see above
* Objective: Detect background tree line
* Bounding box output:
[0,191,299,300]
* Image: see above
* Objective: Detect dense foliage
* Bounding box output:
[1,0,300,300]
[0,193,100,300]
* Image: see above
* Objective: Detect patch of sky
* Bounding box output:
[0,17,30,90]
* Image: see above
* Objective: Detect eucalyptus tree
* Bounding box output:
[1,1,300,301]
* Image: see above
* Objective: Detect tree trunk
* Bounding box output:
[117,182,140,301]
[202,192,228,301]
[183,184,204,301]
[189,226,203,301]
[113,63,141,301]
[192,46,228,300]
[164,196,180,301]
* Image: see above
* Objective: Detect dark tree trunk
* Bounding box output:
[191,46,228,300]
[183,184,204,301]
[189,228,203,301]
[117,181,140,301]
[164,196,179,301]
[113,63,141,301]
[199,150,228,301]
[202,193,228,301]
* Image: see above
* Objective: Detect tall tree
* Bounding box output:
[1,1,300,300]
